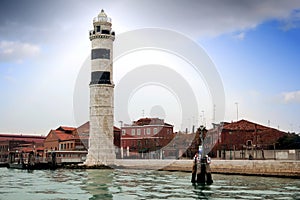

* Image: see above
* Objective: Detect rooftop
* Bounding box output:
[222,119,270,131]
[129,118,173,127]
[0,134,45,142]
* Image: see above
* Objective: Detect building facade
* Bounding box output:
[44,126,83,151]
[0,134,45,163]
[76,121,121,158]
[120,118,174,159]
[209,120,287,159]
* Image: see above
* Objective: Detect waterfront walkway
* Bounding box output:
[115,159,300,178]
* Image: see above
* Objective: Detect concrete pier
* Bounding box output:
[114,159,300,178]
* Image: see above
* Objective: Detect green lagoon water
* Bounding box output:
[0,167,300,200]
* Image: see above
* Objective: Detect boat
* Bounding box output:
[7,150,87,170]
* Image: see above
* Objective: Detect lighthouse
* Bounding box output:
[85,10,116,166]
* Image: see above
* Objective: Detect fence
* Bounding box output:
[220,149,300,160]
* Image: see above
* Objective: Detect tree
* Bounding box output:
[276,133,300,149]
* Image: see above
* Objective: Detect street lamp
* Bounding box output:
[198,125,206,158]
[235,102,239,121]
[229,131,232,160]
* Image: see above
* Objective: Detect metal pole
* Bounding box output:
[229,131,232,160]
[235,102,239,121]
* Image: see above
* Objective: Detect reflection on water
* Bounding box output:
[0,168,299,200]
[83,169,114,200]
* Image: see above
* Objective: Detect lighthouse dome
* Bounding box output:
[98,9,107,19]
[94,9,111,23]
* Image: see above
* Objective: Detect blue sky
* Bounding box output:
[199,19,300,131]
[0,0,300,134]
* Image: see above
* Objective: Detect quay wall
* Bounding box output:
[115,159,300,178]
[210,160,300,177]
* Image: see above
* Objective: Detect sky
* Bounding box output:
[0,0,300,134]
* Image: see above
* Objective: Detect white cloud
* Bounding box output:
[233,32,245,40]
[282,90,300,103]
[279,9,300,31]
[0,40,40,62]
[108,0,300,38]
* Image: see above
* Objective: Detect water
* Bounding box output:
[0,168,299,200]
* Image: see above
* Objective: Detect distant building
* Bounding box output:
[120,118,175,159]
[76,122,90,150]
[209,119,287,159]
[0,134,45,163]
[76,121,121,158]
[44,126,84,151]
[162,131,200,159]
[179,119,289,160]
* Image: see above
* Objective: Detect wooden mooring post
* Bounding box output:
[191,125,213,185]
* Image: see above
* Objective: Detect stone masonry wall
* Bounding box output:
[116,159,300,178]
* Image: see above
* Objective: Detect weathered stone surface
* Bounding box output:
[85,10,115,166]
[210,160,300,177]
[114,159,300,177]
[91,59,111,72]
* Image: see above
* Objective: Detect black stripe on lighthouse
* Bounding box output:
[91,48,110,59]
[90,71,111,85]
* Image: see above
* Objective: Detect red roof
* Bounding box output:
[130,118,173,127]
[0,134,45,143]
[54,130,75,141]
[17,146,45,153]
[56,126,76,132]
[76,121,120,134]
[223,119,269,131]
[77,122,89,133]
[114,126,121,131]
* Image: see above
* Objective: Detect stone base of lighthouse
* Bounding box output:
[84,127,116,166]
[85,85,116,166]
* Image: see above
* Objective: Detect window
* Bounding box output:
[147,128,151,135]
[154,128,158,134]
[137,129,141,136]
[122,130,126,136]
[101,29,110,34]
[247,140,252,146]
[96,26,100,32]
[131,129,135,136]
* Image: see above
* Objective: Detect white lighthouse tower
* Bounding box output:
[85,9,116,166]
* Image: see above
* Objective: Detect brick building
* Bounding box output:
[211,119,287,159]
[44,126,85,151]
[163,132,199,159]
[180,119,288,160]
[76,122,121,148]
[120,118,175,159]
[0,134,45,163]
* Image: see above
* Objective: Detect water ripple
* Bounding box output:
[0,168,300,199]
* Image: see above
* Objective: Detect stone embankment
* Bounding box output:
[210,160,300,178]
[115,159,300,178]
